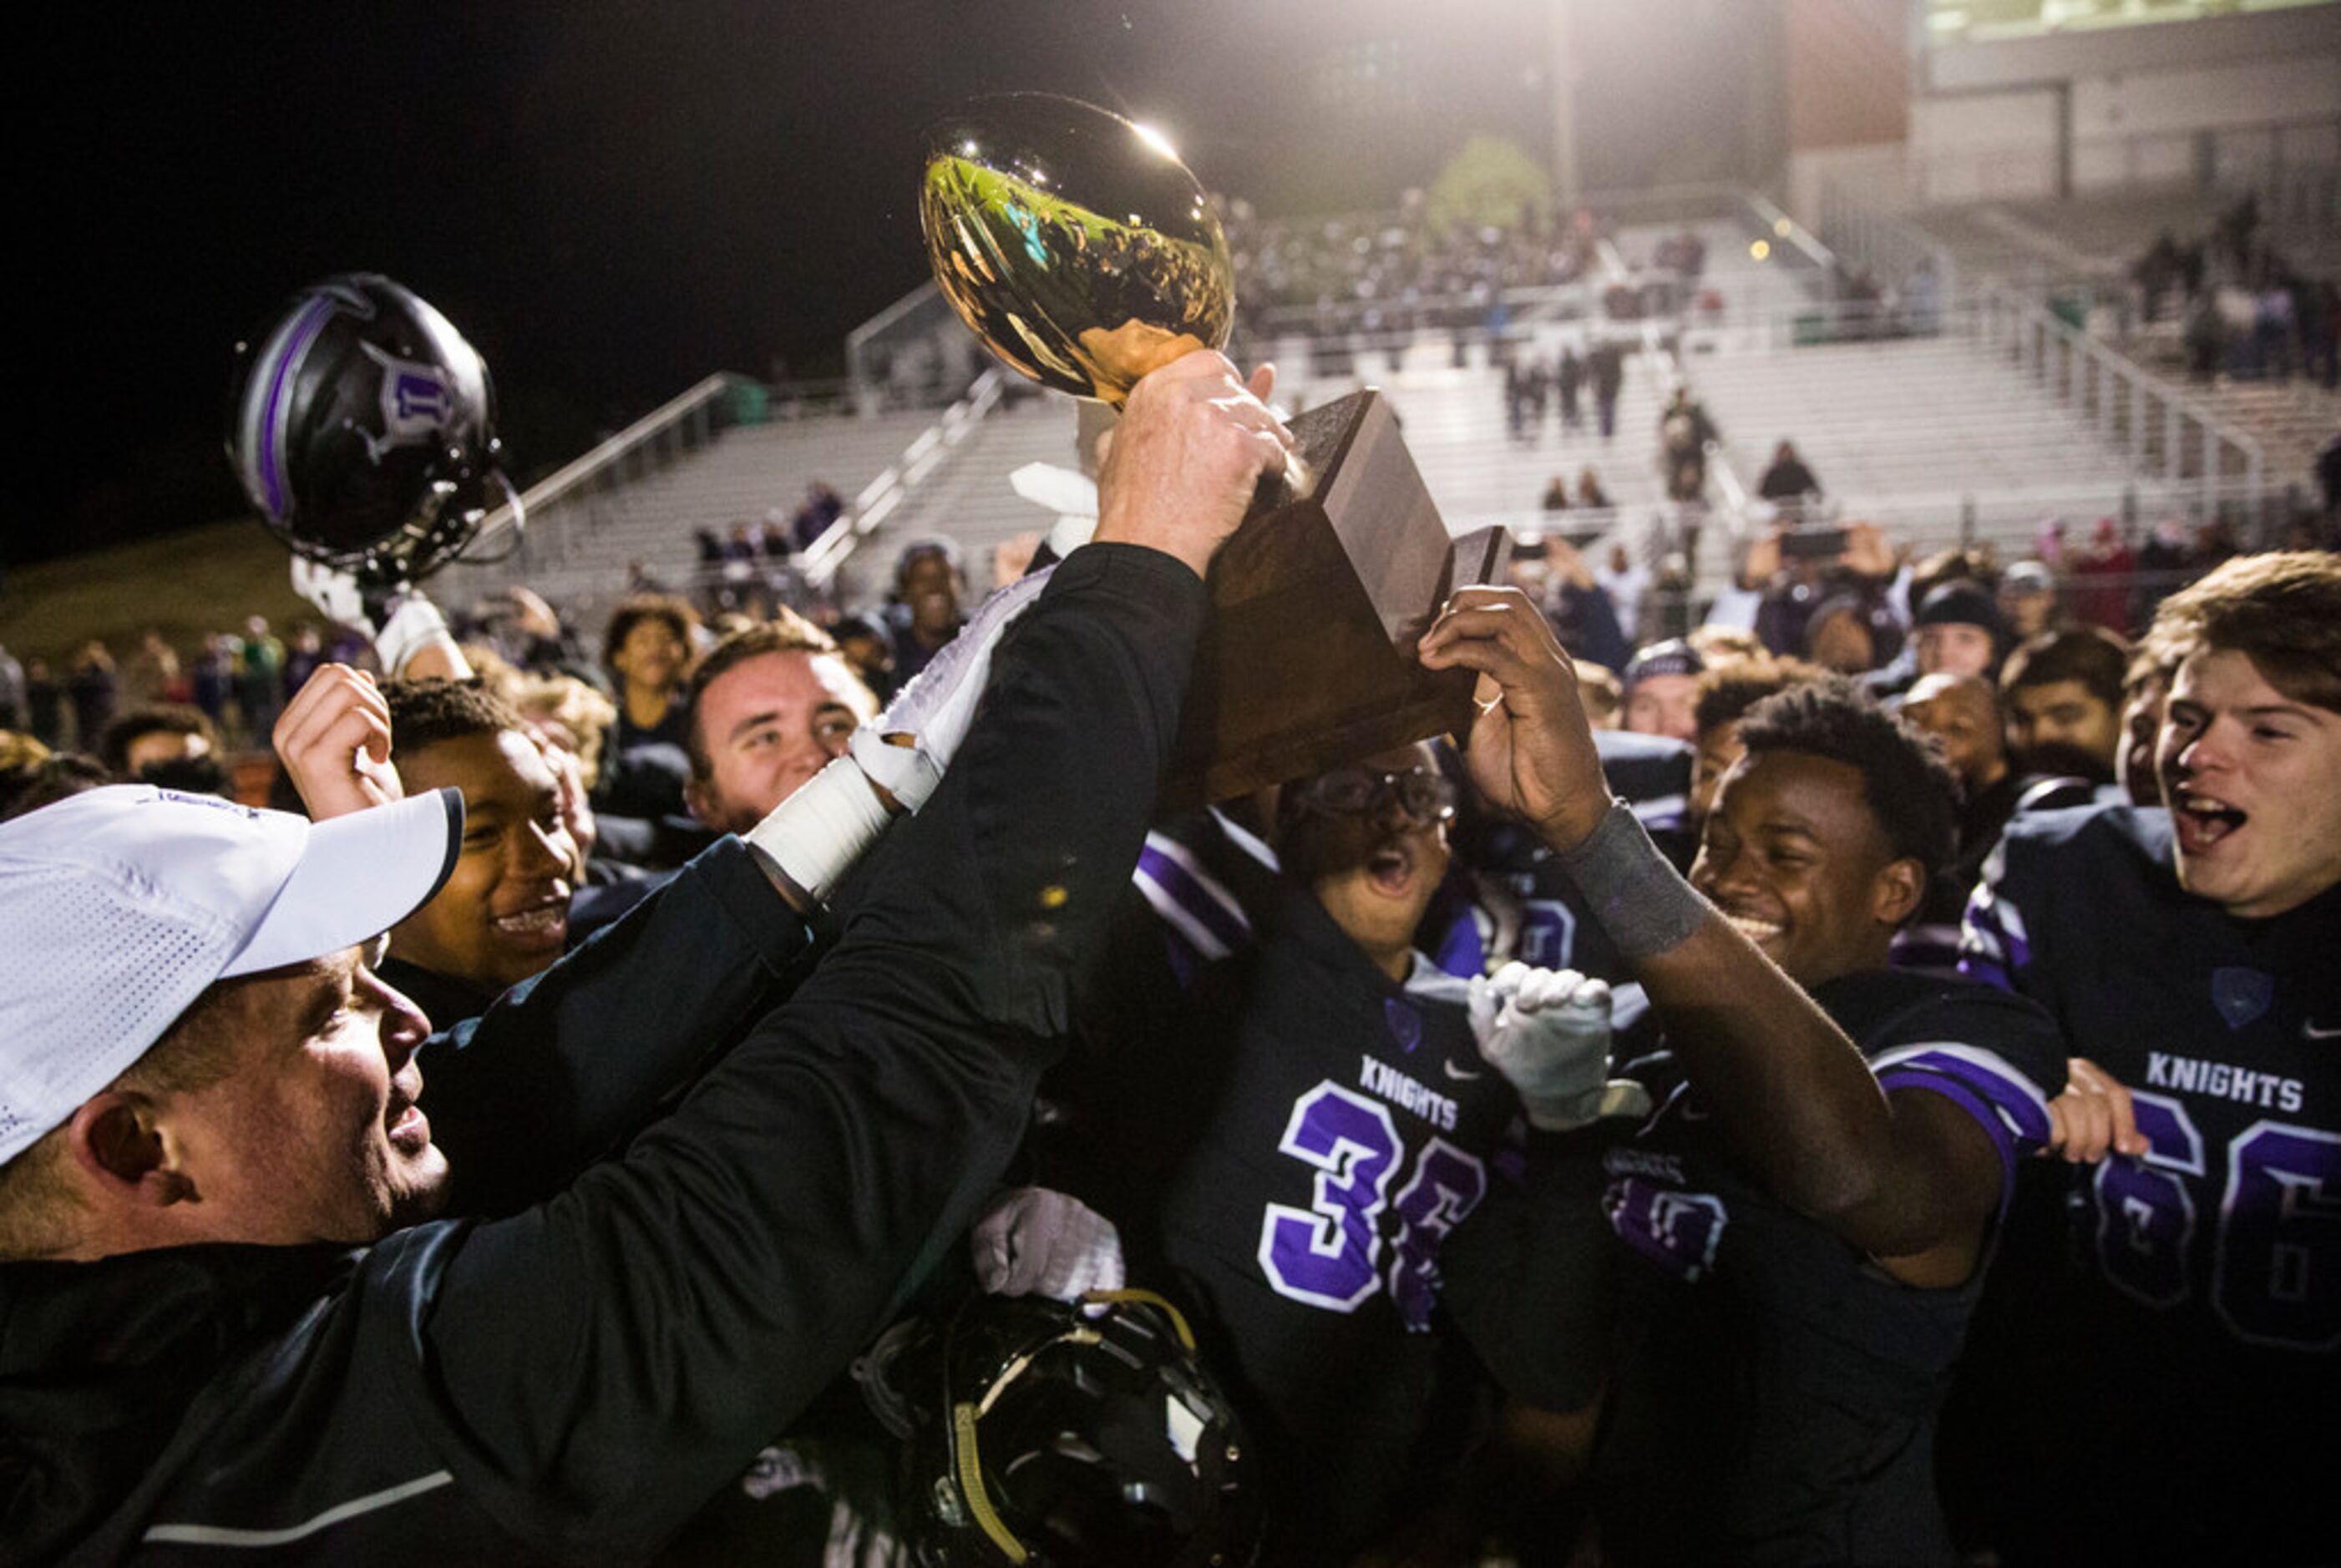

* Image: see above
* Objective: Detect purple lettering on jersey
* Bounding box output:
[1387,1140,1488,1330]
[1605,1175,1728,1283]
[1259,1084,1401,1312]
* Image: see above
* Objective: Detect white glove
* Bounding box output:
[1467,962,1651,1132]
[970,1186,1126,1301]
[290,558,452,677]
[744,564,1056,904]
[848,564,1055,814]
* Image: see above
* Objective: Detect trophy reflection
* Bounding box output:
[920,94,1504,806]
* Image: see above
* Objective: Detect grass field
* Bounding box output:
[0,517,312,666]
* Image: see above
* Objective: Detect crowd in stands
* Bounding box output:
[1223,193,1606,328]
[2134,192,2341,387]
[5,307,2338,1564]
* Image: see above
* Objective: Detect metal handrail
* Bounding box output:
[798,368,1008,593]
[481,373,736,535]
[1966,281,2265,519]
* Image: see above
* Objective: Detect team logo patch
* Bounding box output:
[2211,966,2274,1031]
[1384,997,1422,1055]
[360,341,458,461]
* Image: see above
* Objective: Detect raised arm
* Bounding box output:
[365,352,1290,1558]
[1419,588,2016,1275]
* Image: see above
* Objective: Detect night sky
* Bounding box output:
[18,2,1563,565]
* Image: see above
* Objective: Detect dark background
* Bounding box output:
[20,1,1773,566]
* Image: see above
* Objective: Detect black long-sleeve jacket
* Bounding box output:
[1,544,1205,1564]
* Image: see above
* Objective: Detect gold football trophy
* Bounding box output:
[920,94,1505,805]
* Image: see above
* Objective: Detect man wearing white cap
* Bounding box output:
[0,351,1291,1560]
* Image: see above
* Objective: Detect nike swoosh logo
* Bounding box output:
[2306,1020,2341,1041]
[1442,1060,1484,1081]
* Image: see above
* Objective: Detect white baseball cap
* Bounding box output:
[0,785,464,1167]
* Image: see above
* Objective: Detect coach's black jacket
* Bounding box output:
[0,544,1204,1564]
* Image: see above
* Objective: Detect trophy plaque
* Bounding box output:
[920,94,1505,804]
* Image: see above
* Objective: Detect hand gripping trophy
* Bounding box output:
[919,94,1506,805]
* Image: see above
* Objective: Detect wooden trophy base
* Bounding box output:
[1164,387,1509,808]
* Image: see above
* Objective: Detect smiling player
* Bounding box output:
[1957,550,2341,1562]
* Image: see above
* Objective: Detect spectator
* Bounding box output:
[827,612,898,706]
[2113,645,2168,808]
[602,594,700,758]
[1589,338,1624,440]
[65,641,117,751]
[1803,592,1903,677]
[1576,660,1623,729]
[495,671,615,882]
[189,634,236,736]
[1756,440,1821,514]
[682,614,879,838]
[1541,474,1572,514]
[98,705,220,783]
[122,630,180,710]
[236,615,286,743]
[1557,342,1583,432]
[884,538,968,687]
[1999,627,2131,783]
[1658,388,1715,503]
[1620,639,1705,744]
[0,750,107,822]
[0,643,23,732]
[1687,656,1815,826]
[1575,466,1609,510]
[790,483,846,551]
[1539,539,1632,675]
[2067,518,2136,634]
[23,657,64,748]
[2317,423,2341,523]
[1997,559,2061,642]
[1594,543,1650,643]
[1912,579,2009,682]
[281,622,326,698]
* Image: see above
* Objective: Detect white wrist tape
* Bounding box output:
[862,565,1055,814]
[743,756,894,904]
[847,727,943,817]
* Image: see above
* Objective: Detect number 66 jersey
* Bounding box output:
[1958,802,2340,1560]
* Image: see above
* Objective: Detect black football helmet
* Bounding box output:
[228,273,517,586]
[859,1289,1261,1568]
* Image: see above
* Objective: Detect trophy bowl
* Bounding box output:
[919,94,1235,407]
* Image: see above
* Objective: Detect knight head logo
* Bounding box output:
[361,341,459,461]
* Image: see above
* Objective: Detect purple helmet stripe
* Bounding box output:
[251,295,340,520]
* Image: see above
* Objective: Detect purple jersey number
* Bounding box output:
[2095,1092,2339,1351]
[1259,1084,1401,1312]
[1387,1140,1490,1329]
[1259,1083,1487,1328]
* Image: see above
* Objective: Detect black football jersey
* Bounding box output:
[1062,888,1528,1560]
[1456,729,1695,984]
[1953,802,2341,1561]
[1594,969,2065,1565]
